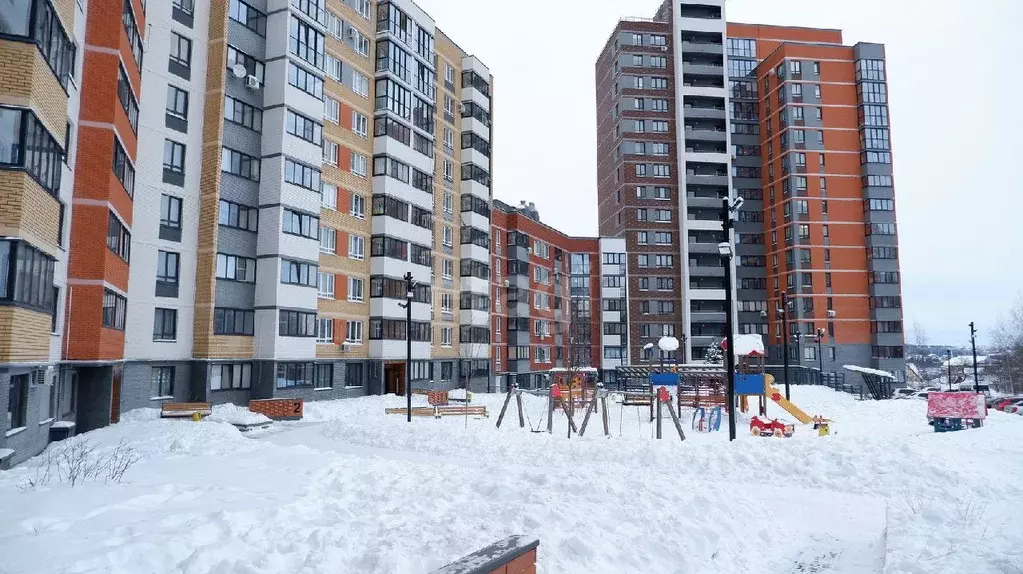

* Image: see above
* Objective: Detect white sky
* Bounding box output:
[417,0,1023,345]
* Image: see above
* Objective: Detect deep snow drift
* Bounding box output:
[1,386,1021,574]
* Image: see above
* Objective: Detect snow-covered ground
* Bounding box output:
[1,386,1022,574]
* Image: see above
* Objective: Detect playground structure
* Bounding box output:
[926,391,987,432]
[495,382,686,442]
[731,335,814,425]
[383,389,486,419]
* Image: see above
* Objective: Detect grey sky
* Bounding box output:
[418,0,1022,346]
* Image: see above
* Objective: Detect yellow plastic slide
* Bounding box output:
[763,374,812,424]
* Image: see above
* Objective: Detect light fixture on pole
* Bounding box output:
[814,328,825,382]
[945,349,953,392]
[969,322,980,393]
[398,271,416,423]
[657,335,679,371]
[643,342,655,364]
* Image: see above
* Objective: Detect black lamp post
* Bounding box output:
[779,291,791,400]
[814,328,825,383]
[946,349,953,392]
[720,195,742,442]
[969,322,980,393]
[398,271,415,422]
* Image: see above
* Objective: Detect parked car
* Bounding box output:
[996,398,1023,412]
[892,388,917,399]
[911,391,931,400]
[1004,400,1023,414]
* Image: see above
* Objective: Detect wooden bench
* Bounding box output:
[160,402,212,419]
[382,405,433,413]
[436,405,488,418]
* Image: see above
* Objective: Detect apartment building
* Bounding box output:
[490,201,626,390]
[0,0,86,467]
[2,0,493,465]
[597,0,905,378]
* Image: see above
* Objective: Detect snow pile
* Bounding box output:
[207,403,271,426]
[0,387,1021,573]
[844,364,895,378]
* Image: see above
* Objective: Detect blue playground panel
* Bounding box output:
[650,373,680,386]
[735,373,765,395]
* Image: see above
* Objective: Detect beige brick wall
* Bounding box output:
[0,40,70,147]
[0,307,51,363]
[0,171,62,258]
[206,336,255,359]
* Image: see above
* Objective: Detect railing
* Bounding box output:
[765,365,865,397]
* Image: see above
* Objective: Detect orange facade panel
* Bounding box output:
[727,23,843,46]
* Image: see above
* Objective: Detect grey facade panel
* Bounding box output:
[215,279,257,309]
[222,121,263,158]
[0,368,57,467]
[217,225,259,258]
[227,21,267,61]
[219,172,261,205]
[853,43,885,61]
[862,163,893,176]
[75,366,114,433]
[120,361,193,415]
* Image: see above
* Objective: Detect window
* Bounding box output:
[652,120,668,133]
[166,85,188,124]
[224,96,262,131]
[317,271,335,299]
[106,212,131,262]
[151,367,175,398]
[278,310,317,337]
[216,253,256,282]
[285,159,321,191]
[112,137,135,197]
[323,97,340,124]
[163,139,186,176]
[353,28,370,57]
[153,308,177,341]
[651,77,668,89]
[353,111,368,137]
[322,140,338,166]
[0,240,55,312]
[170,32,192,69]
[211,363,252,390]
[287,110,322,144]
[319,227,336,253]
[288,61,321,98]
[214,308,254,335]
[347,320,364,344]
[349,235,365,259]
[121,0,142,70]
[652,164,670,178]
[283,208,320,240]
[156,250,179,287]
[289,14,324,68]
[443,259,453,279]
[218,199,258,232]
[117,66,139,132]
[316,318,334,343]
[276,362,328,387]
[229,0,266,35]
[347,277,364,302]
[5,1,76,87]
[324,54,342,81]
[160,195,182,230]
[351,151,368,176]
[0,108,64,196]
[351,193,366,218]
[281,259,318,287]
[102,289,127,330]
[352,71,370,97]
[221,147,260,180]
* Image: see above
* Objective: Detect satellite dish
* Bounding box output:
[231,63,247,79]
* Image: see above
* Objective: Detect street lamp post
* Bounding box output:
[399,271,416,423]
[779,291,791,400]
[946,349,953,392]
[719,195,743,442]
[969,322,980,393]
[815,328,825,383]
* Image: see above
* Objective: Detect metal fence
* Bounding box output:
[765,365,873,399]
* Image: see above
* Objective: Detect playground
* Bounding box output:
[2,382,1023,573]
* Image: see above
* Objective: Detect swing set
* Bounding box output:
[495,383,686,442]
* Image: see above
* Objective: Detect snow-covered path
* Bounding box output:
[1,386,1021,573]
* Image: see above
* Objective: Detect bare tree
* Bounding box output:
[912,321,930,347]
[989,294,1023,394]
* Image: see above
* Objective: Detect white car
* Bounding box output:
[892,388,917,399]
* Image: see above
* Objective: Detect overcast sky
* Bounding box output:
[417,0,1022,346]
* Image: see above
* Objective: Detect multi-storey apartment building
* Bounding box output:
[597,0,905,378]
[1,0,494,465]
[490,201,626,390]
[1,0,87,467]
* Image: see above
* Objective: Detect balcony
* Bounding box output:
[686,172,729,186]
[684,126,727,142]
[682,105,726,120]
[690,311,726,323]
[685,195,724,209]
[688,265,725,278]
[680,41,723,55]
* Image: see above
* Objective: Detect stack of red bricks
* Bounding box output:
[249,399,304,421]
[427,391,449,406]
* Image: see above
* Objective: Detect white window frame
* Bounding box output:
[346,320,363,344]
[322,183,337,210]
[442,259,453,279]
[320,227,337,254]
[443,226,453,247]
[325,54,342,82]
[352,71,369,97]
[356,0,370,19]
[325,11,343,40]
[443,128,453,150]
[443,192,454,214]
[318,271,335,299]
[325,97,340,124]
[442,159,453,182]
[351,152,367,176]
[349,234,365,259]
[316,318,333,343]
[348,277,364,302]
[350,193,365,219]
[353,29,369,57]
[323,139,339,166]
[441,326,452,346]
[353,111,368,137]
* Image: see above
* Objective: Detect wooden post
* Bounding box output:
[664,397,686,442]
[547,387,554,434]
[649,383,655,422]
[496,384,514,428]
[515,391,525,428]
[601,395,610,437]
[560,398,578,434]
[578,392,598,436]
[656,394,663,439]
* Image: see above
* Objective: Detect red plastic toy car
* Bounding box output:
[750,416,795,438]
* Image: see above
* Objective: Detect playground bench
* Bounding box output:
[385,407,436,417]
[160,402,212,419]
[436,405,488,418]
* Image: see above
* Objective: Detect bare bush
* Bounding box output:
[18,438,140,490]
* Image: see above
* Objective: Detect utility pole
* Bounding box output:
[946,349,953,392]
[816,328,825,382]
[400,271,415,422]
[970,322,980,393]
[720,196,741,442]
[780,291,791,400]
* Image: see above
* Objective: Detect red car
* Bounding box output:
[750,416,795,438]
[994,398,1022,411]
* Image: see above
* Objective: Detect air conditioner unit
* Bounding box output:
[348,27,357,38]
[827,309,837,318]
[340,341,350,351]
[246,75,260,89]
[659,46,668,52]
